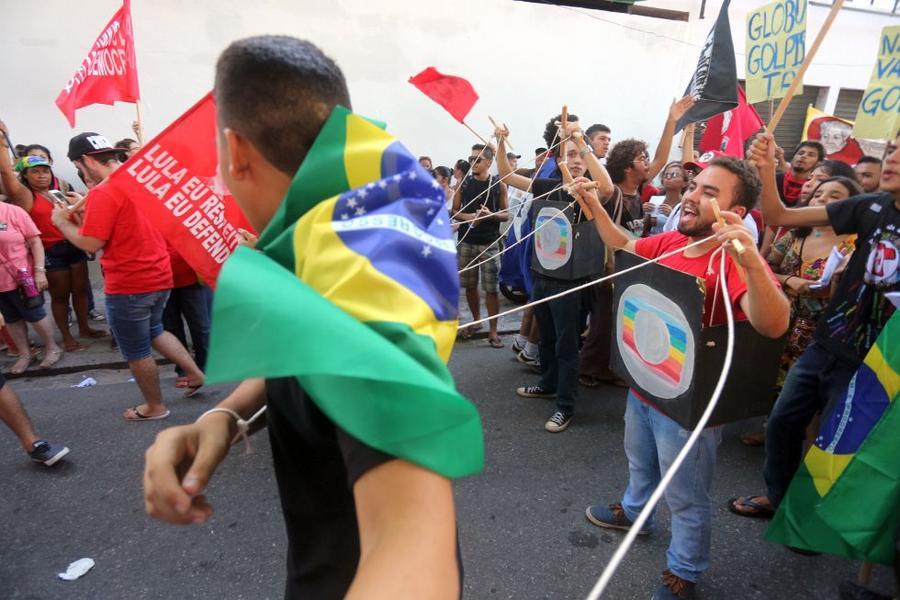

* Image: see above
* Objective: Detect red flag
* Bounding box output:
[55,0,140,127]
[699,86,764,159]
[108,93,254,287]
[409,67,478,124]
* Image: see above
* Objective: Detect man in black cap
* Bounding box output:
[51,133,204,422]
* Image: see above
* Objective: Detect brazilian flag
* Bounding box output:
[766,313,900,563]
[205,106,483,478]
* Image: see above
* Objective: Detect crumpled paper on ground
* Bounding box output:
[70,377,97,388]
[58,558,94,581]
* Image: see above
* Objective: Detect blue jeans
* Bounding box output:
[764,342,857,506]
[163,283,211,374]
[620,391,722,583]
[105,290,170,361]
[531,274,581,413]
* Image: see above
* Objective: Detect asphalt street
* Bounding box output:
[1,342,893,599]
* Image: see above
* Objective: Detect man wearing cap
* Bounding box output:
[51,133,204,421]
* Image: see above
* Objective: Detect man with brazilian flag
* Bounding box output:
[143,36,481,600]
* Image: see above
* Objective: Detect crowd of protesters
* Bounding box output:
[417,104,893,599]
[0,68,896,600]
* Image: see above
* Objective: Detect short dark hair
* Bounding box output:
[795,140,826,162]
[23,144,53,162]
[534,147,547,156]
[454,159,470,176]
[433,165,452,180]
[856,155,882,167]
[707,156,762,212]
[543,113,579,156]
[14,144,26,158]
[418,155,432,163]
[585,124,611,138]
[214,35,350,176]
[115,138,138,149]
[818,159,855,180]
[606,139,647,184]
[86,150,123,166]
[472,144,494,160]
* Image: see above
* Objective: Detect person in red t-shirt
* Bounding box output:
[51,133,204,422]
[0,121,106,352]
[163,246,210,376]
[574,155,789,600]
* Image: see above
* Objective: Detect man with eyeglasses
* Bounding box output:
[452,144,508,348]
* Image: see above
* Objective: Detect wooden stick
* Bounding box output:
[710,197,747,281]
[858,562,873,586]
[488,116,515,151]
[134,100,145,146]
[559,162,594,220]
[560,105,568,137]
[768,0,845,133]
[463,122,490,146]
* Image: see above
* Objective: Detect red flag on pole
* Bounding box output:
[409,67,479,124]
[699,85,764,159]
[107,93,254,287]
[55,0,140,127]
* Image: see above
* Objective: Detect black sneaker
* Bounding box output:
[516,385,554,399]
[29,440,69,466]
[544,410,572,432]
[516,351,541,373]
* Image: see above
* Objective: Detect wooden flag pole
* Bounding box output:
[488,116,515,151]
[462,122,490,146]
[134,100,146,146]
[768,0,845,134]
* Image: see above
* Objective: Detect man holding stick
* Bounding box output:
[574,156,788,599]
[729,132,899,520]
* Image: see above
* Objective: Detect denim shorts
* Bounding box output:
[45,240,88,273]
[105,290,171,360]
[0,288,47,323]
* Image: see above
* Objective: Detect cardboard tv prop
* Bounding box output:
[609,251,786,429]
[531,198,606,281]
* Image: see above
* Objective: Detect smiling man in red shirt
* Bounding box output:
[51,133,204,421]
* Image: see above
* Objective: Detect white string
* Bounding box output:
[457,235,716,329]
[583,248,736,600]
[458,186,570,274]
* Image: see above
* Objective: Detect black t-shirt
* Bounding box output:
[266,377,393,599]
[457,176,501,245]
[528,177,587,221]
[815,193,899,364]
[604,185,644,236]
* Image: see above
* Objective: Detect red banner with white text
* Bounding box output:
[108,93,253,287]
[56,0,140,126]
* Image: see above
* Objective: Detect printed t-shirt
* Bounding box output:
[79,180,173,295]
[28,191,66,247]
[0,203,40,292]
[816,192,899,364]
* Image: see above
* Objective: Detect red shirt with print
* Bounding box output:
[29,191,66,248]
[79,180,173,295]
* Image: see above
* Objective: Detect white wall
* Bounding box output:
[1,0,887,189]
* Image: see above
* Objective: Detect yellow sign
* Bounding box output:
[853,25,900,141]
[745,0,807,104]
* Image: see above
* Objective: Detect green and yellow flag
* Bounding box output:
[204,106,483,478]
[766,313,900,563]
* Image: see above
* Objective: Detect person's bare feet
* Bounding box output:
[78,327,108,339]
[63,338,85,352]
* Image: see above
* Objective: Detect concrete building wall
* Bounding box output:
[1,0,889,188]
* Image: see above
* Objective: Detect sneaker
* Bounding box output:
[516,350,541,373]
[29,440,69,466]
[653,569,696,600]
[89,309,106,322]
[544,410,572,432]
[516,385,555,399]
[511,338,525,354]
[585,503,652,535]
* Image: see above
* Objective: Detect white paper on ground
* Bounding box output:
[808,246,845,290]
[58,558,95,581]
[70,377,97,388]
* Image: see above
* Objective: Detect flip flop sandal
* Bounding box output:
[9,355,33,375]
[579,376,602,388]
[488,336,504,348]
[123,406,171,421]
[183,384,204,398]
[39,349,64,369]
[727,496,775,519]
[739,432,765,447]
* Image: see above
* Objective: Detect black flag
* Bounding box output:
[676,0,738,132]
